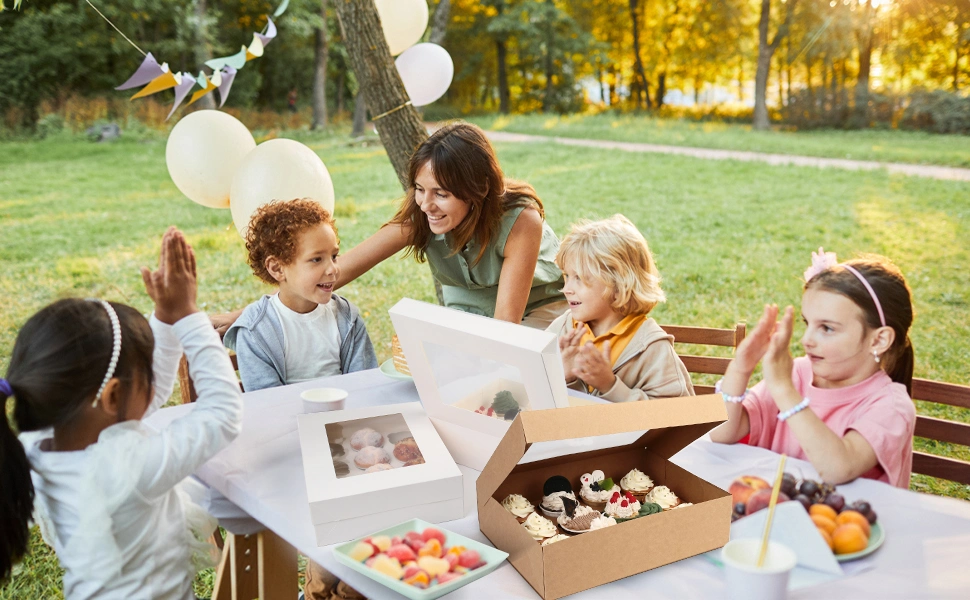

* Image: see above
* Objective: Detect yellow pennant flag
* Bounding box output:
[187,71,222,106]
[131,70,179,100]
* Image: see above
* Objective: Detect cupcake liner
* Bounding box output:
[620,484,653,504]
[582,499,607,513]
[539,505,563,519]
[661,499,682,511]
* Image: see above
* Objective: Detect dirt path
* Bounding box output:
[484,130,970,182]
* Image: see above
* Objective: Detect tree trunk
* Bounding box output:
[429,0,450,45]
[333,0,428,188]
[193,0,216,110]
[628,0,651,109]
[496,38,511,114]
[312,0,330,130]
[655,73,666,108]
[351,93,367,137]
[542,2,555,113]
[955,24,964,92]
[753,0,797,130]
[337,68,346,114]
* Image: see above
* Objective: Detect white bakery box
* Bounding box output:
[297,402,463,546]
[389,298,574,471]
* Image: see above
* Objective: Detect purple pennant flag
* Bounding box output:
[116,53,165,91]
[217,66,237,108]
[166,73,197,120]
[255,17,278,48]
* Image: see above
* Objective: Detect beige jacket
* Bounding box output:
[547,312,695,402]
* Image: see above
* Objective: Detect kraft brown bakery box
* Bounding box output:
[477,396,731,599]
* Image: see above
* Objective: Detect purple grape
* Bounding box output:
[734,502,747,515]
[794,494,812,511]
[824,493,846,513]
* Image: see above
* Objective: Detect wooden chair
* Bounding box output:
[911,377,970,485]
[659,323,747,395]
[178,351,242,404]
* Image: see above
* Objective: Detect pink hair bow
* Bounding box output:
[804,247,837,282]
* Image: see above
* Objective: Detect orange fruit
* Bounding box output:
[809,503,838,521]
[811,514,837,535]
[816,527,834,550]
[832,523,869,554]
[836,510,871,538]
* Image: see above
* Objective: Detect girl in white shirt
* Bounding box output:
[0,228,242,599]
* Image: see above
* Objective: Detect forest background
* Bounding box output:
[3,0,970,134]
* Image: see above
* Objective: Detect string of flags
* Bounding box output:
[109,0,289,119]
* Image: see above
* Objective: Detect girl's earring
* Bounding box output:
[873,350,881,364]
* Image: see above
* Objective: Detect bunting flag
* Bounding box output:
[108,0,288,119]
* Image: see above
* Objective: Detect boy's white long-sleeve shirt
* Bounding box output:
[21,312,243,600]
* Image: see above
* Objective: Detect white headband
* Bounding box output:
[90,300,122,408]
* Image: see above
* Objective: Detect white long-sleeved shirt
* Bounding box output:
[22,312,242,600]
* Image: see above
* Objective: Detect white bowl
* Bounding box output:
[300,387,348,413]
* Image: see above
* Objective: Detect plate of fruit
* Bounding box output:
[729,473,883,562]
[334,519,509,600]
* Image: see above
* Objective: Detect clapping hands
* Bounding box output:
[560,325,616,392]
[141,227,199,325]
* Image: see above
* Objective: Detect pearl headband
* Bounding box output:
[90,299,123,407]
[803,248,886,327]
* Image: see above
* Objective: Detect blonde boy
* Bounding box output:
[547,215,694,401]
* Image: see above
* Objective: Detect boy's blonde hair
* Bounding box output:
[556,215,666,316]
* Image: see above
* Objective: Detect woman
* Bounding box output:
[214,122,566,332]
[337,121,566,326]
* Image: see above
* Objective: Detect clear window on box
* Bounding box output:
[326,414,424,479]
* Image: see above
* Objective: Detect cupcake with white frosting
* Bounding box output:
[645,485,681,510]
[523,511,558,542]
[589,515,617,531]
[579,470,614,511]
[604,490,641,521]
[540,475,576,518]
[541,534,570,546]
[502,494,535,523]
[620,468,655,502]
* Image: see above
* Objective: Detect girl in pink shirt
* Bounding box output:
[711,250,916,488]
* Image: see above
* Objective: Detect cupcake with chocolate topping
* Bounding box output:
[646,485,682,510]
[523,512,558,542]
[540,475,577,518]
[619,468,654,502]
[502,494,535,523]
[556,497,602,533]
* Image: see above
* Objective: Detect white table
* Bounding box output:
[148,369,970,599]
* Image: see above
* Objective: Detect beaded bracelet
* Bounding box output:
[714,379,748,404]
[777,398,811,422]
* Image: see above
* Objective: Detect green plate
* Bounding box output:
[380,358,412,381]
[835,521,885,562]
[333,518,509,600]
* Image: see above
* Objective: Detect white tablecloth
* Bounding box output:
[147,369,970,599]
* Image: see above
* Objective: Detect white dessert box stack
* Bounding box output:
[297,402,463,545]
[389,298,572,471]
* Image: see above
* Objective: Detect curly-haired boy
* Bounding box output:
[224,199,377,391]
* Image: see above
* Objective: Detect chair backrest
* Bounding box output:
[658,323,746,395]
[910,377,970,485]
[178,352,241,404]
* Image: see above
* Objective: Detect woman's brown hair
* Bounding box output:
[805,255,915,394]
[388,122,543,266]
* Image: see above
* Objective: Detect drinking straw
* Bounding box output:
[756,454,788,568]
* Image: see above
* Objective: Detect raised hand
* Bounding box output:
[733,304,780,376]
[141,227,199,325]
[559,325,585,381]
[762,305,797,401]
[575,340,616,393]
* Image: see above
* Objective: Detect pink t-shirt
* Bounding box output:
[743,356,916,488]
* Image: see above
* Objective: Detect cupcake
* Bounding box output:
[333,460,350,477]
[671,502,694,509]
[492,390,521,421]
[556,496,601,533]
[619,468,654,502]
[329,442,345,458]
[646,485,682,510]
[391,335,411,375]
[350,428,384,450]
[354,446,391,469]
[540,475,576,518]
[403,457,425,467]
[522,512,558,542]
[541,534,570,546]
[392,437,422,462]
[579,470,614,511]
[502,494,535,523]
[604,490,641,521]
[589,515,617,531]
[364,463,393,473]
[637,502,663,517]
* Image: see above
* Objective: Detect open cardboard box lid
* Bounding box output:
[477,395,727,509]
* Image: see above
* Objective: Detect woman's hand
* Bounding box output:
[575,341,616,393]
[142,227,199,325]
[558,325,585,381]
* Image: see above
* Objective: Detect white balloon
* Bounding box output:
[395,43,454,107]
[375,0,429,56]
[229,139,335,236]
[166,110,256,208]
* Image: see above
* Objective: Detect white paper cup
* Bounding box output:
[300,388,348,413]
[721,539,796,600]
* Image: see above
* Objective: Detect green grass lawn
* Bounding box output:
[470,113,970,168]
[2,125,969,597]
